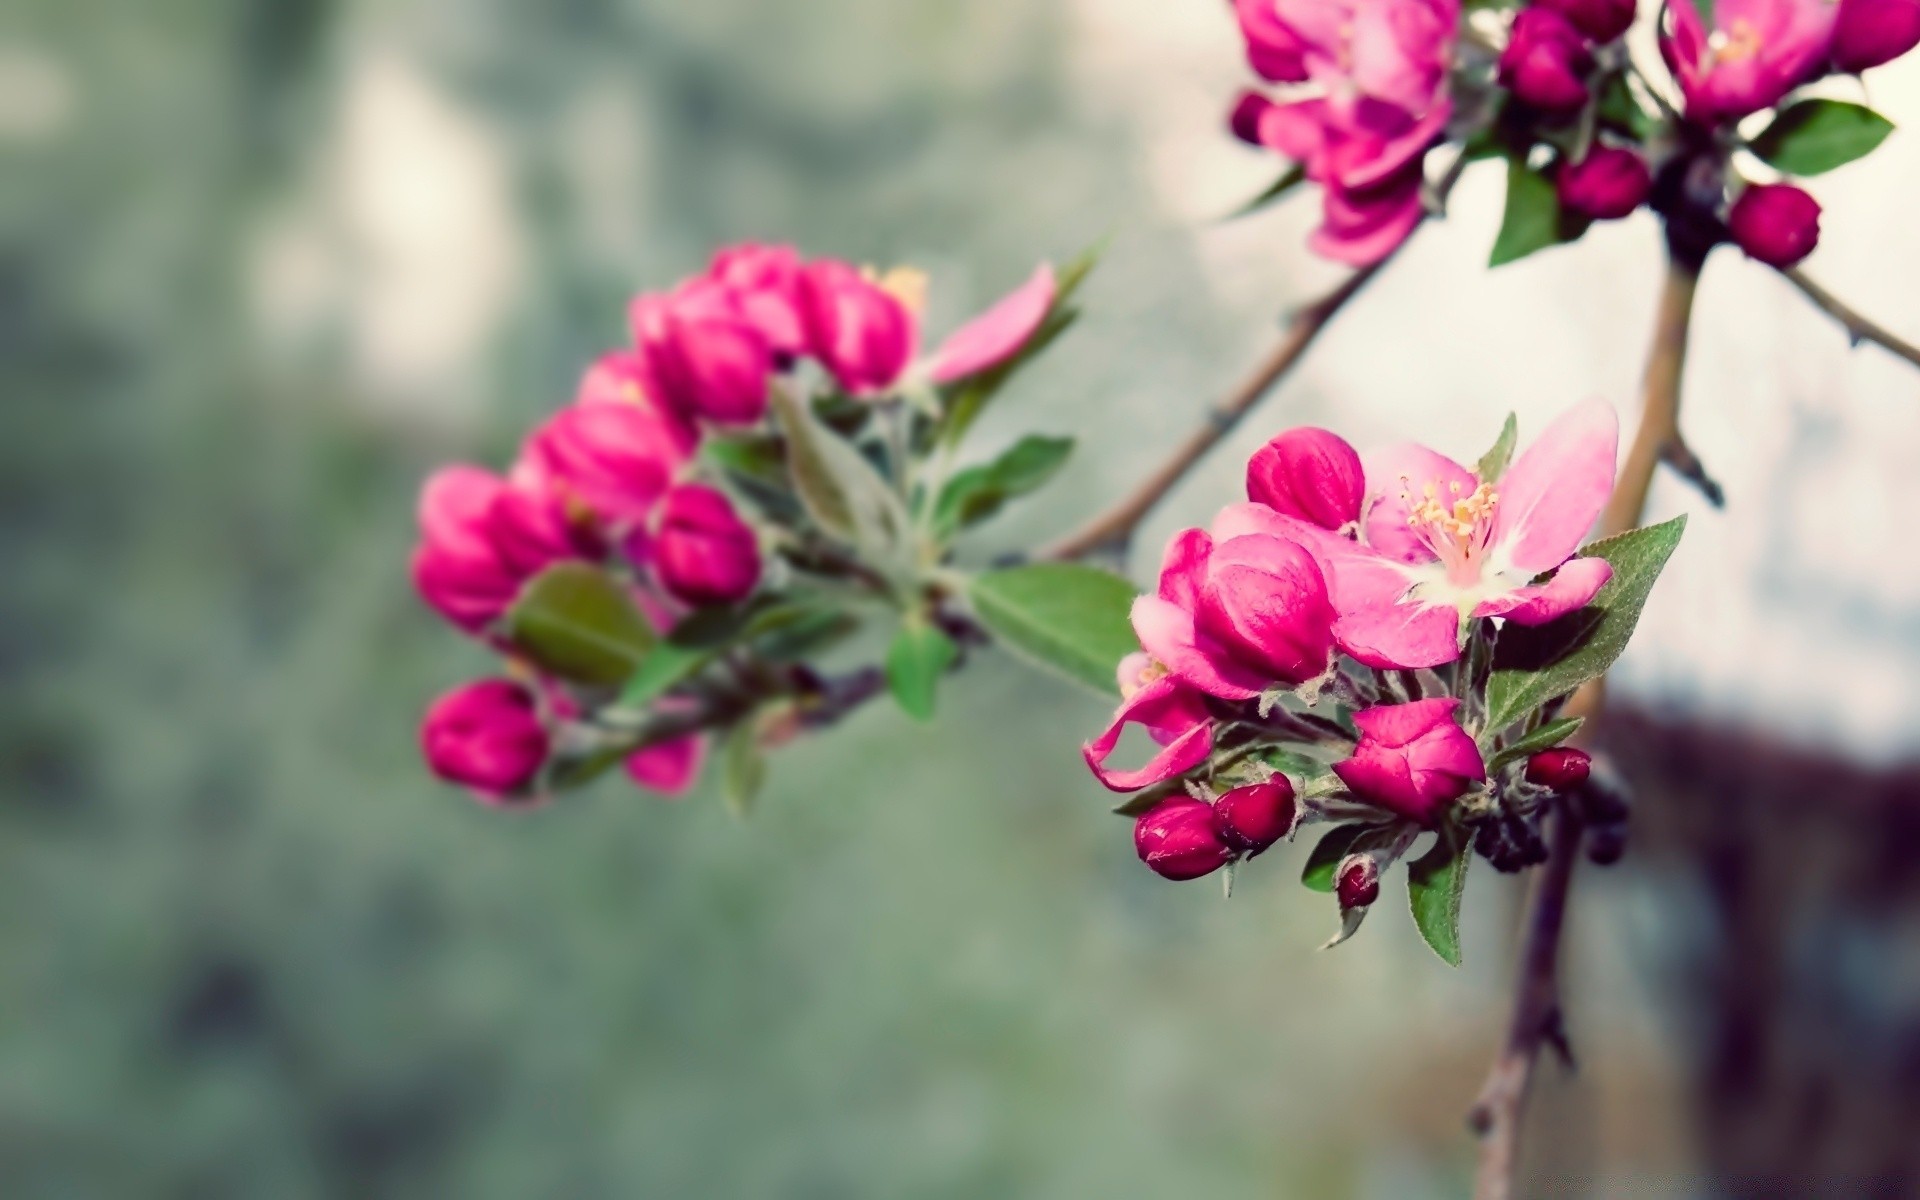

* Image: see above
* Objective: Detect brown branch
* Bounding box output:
[1779,266,1920,369]
[1467,802,1585,1200]
[1602,256,1702,538]
[1038,259,1389,562]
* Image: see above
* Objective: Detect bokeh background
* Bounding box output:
[6,1,1920,1195]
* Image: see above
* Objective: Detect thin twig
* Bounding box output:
[1467,802,1585,1200]
[1601,256,1701,538]
[1038,260,1388,561]
[1779,266,1920,369]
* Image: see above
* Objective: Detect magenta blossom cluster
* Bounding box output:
[413,243,1059,807]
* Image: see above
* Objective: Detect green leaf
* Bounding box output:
[1485,716,1585,773]
[1687,0,1714,23]
[1483,515,1688,734]
[1301,824,1371,893]
[720,720,766,820]
[967,563,1139,695]
[1490,157,1587,267]
[931,434,1074,537]
[885,620,958,721]
[1407,823,1470,966]
[1477,413,1519,483]
[504,563,656,687]
[1750,99,1895,176]
[769,387,909,567]
[1594,72,1657,142]
[1222,163,1306,220]
[939,240,1101,448]
[617,641,711,709]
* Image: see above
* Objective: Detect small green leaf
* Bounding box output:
[504,563,656,687]
[1750,99,1894,177]
[1477,413,1519,483]
[1302,824,1371,893]
[1490,157,1587,267]
[885,619,958,721]
[617,641,711,709]
[1594,72,1657,142]
[769,387,909,568]
[1222,163,1307,220]
[720,720,767,820]
[1484,515,1688,734]
[931,434,1074,537]
[1485,716,1585,773]
[968,563,1139,695]
[1407,823,1470,966]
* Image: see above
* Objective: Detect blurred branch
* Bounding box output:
[1468,802,1584,1200]
[1779,267,1920,369]
[1602,256,1702,537]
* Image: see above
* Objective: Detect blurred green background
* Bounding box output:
[8,1,1920,1196]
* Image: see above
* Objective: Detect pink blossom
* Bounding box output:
[1663,0,1838,122]
[630,281,775,425]
[650,483,762,606]
[799,259,920,395]
[1083,653,1215,792]
[707,242,809,358]
[1539,0,1638,42]
[926,263,1057,384]
[625,728,708,796]
[1557,145,1653,220]
[1217,400,1619,670]
[411,465,598,634]
[1833,0,1920,70]
[1233,0,1310,82]
[1499,8,1594,112]
[1131,526,1338,701]
[1245,427,1366,531]
[1729,182,1822,267]
[420,678,550,801]
[1332,697,1485,823]
[516,359,697,533]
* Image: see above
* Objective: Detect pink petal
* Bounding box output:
[1334,603,1461,669]
[1352,697,1463,745]
[1082,676,1215,792]
[1331,754,1414,805]
[1488,399,1619,576]
[1473,556,1613,624]
[926,263,1057,384]
[626,734,707,796]
[1131,595,1266,701]
[1156,527,1214,610]
[1361,443,1478,564]
[1211,503,1413,613]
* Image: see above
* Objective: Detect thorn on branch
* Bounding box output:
[1658,436,1725,508]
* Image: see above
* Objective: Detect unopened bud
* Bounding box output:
[1525,746,1592,792]
[1557,146,1651,221]
[1833,0,1920,73]
[1538,0,1637,42]
[1729,184,1822,268]
[1134,799,1234,881]
[1499,9,1593,111]
[1212,779,1297,856]
[1335,854,1380,910]
[651,484,761,606]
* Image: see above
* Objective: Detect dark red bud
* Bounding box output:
[1729,184,1822,268]
[1499,9,1594,111]
[1133,798,1234,881]
[1525,746,1593,791]
[1212,779,1297,856]
[1833,0,1920,72]
[1335,854,1380,910]
[1557,145,1652,220]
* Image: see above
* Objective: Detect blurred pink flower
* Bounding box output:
[625,728,708,796]
[411,465,598,634]
[926,263,1057,384]
[630,281,775,425]
[800,259,920,395]
[1662,0,1837,121]
[420,678,550,801]
[650,483,762,607]
[516,358,697,533]
[707,242,810,358]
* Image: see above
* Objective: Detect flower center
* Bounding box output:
[1707,19,1761,65]
[1403,477,1499,588]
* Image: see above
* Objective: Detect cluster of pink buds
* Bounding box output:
[1088,403,1684,957]
[412,241,1080,809]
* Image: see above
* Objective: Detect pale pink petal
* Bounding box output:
[626,734,707,796]
[1334,602,1461,669]
[1489,399,1619,575]
[1351,696,1463,745]
[1361,443,1478,563]
[1473,556,1613,624]
[1083,676,1215,792]
[926,263,1057,384]
[1131,594,1265,701]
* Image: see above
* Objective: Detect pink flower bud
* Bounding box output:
[1538,0,1637,42]
[1133,798,1234,881]
[799,259,919,395]
[1729,183,1822,267]
[1131,528,1338,702]
[516,371,696,532]
[708,242,809,358]
[1212,779,1297,856]
[1500,9,1594,111]
[411,466,596,634]
[1245,427,1365,531]
[1525,746,1592,791]
[1557,145,1652,220]
[625,702,709,797]
[420,678,549,800]
[1335,854,1380,910]
[1834,0,1920,70]
[1332,698,1486,824]
[631,284,774,426]
[650,484,761,606]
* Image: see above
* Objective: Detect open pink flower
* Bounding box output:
[926,263,1057,384]
[1662,0,1838,122]
[1220,400,1619,670]
[1083,653,1216,793]
[1332,697,1485,823]
[1131,526,1338,701]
